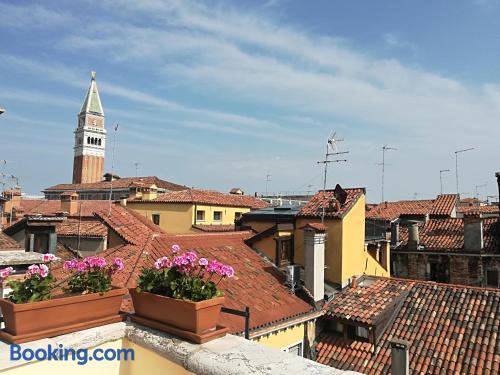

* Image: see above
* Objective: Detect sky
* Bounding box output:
[0,0,499,202]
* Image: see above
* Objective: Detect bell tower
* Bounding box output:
[72,71,106,184]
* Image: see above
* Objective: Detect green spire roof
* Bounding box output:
[79,71,104,116]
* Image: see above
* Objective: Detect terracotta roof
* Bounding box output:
[57,218,107,238]
[301,222,327,232]
[366,194,458,221]
[429,194,458,216]
[324,278,411,325]
[396,217,499,253]
[18,199,109,217]
[192,224,236,232]
[54,205,313,334]
[44,176,187,192]
[129,189,269,209]
[316,277,500,374]
[0,232,23,251]
[457,205,499,214]
[298,185,365,219]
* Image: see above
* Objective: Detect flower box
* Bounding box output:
[130,288,224,333]
[0,287,127,344]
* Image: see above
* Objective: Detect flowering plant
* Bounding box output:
[63,256,124,294]
[137,245,234,302]
[6,254,59,304]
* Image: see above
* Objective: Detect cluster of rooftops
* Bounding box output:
[1,176,499,374]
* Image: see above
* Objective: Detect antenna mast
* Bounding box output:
[380,145,397,202]
[265,174,272,196]
[317,132,348,223]
[108,124,119,217]
[134,162,141,177]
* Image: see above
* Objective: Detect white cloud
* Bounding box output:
[0,3,75,30]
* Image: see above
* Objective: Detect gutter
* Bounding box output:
[248,310,324,340]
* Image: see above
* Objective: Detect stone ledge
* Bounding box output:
[0,321,363,375]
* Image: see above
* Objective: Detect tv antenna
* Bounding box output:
[134,162,141,177]
[474,182,488,201]
[317,132,349,223]
[379,145,397,202]
[439,169,450,195]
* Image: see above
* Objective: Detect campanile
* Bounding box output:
[72,71,106,184]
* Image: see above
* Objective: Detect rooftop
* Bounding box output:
[396,217,499,253]
[316,276,500,374]
[129,189,269,209]
[366,194,458,221]
[44,176,187,192]
[0,232,23,252]
[52,205,314,335]
[298,185,365,219]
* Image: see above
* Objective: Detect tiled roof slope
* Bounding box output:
[57,218,107,238]
[324,279,412,325]
[316,277,500,375]
[457,205,499,215]
[429,194,458,216]
[0,232,23,251]
[130,189,269,209]
[366,194,458,221]
[298,186,365,219]
[57,206,313,334]
[17,199,109,217]
[397,217,499,253]
[44,176,187,192]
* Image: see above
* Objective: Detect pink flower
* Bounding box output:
[154,257,172,269]
[0,267,13,279]
[206,260,222,274]
[198,258,208,267]
[113,258,124,272]
[39,264,49,278]
[185,251,197,263]
[27,264,40,277]
[42,254,59,262]
[154,259,162,269]
[63,259,77,270]
[76,261,88,272]
[222,265,235,278]
[171,244,180,254]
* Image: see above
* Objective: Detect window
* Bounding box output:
[87,136,91,144]
[196,210,205,222]
[330,320,343,335]
[235,212,242,220]
[282,341,303,357]
[486,270,499,287]
[152,214,160,226]
[356,326,369,339]
[213,211,222,221]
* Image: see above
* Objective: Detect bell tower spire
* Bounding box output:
[72,71,106,184]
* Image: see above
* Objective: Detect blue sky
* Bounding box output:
[1,0,499,202]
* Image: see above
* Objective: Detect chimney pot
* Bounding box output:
[303,227,326,302]
[464,212,483,252]
[408,222,419,250]
[391,339,410,375]
[351,275,357,289]
[391,220,400,247]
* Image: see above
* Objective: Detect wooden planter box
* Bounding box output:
[129,288,228,343]
[0,287,127,343]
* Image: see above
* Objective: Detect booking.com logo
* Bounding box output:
[10,344,135,365]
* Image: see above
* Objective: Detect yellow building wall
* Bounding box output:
[127,202,194,234]
[193,205,250,226]
[128,202,251,234]
[253,323,305,351]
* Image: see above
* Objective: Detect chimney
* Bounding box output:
[142,184,158,201]
[303,225,326,302]
[120,196,127,207]
[390,339,410,375]
[464,212,483,252]
[408,222,419,250]
[391,220,400,247]
[3,187,22,213]
[350,275,357,289]
[60,192,79,216]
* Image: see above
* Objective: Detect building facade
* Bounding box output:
[72,71,106,184]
